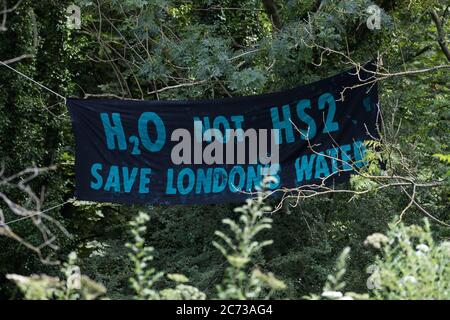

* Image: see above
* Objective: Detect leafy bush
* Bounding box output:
[126,211,205,300]
[308,219,450,300]
[213,177,286,299]
[7,252,106,300]
[126,176,285,300]
[6,206,450,300]
[370,220,450,300]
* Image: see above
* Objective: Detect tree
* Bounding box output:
[0,0,448,299]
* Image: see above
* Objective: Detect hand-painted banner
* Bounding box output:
[67,63,379,205]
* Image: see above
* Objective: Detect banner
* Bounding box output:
[68,63,379,205]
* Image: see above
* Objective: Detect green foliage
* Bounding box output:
[7,252,106,300]
[214,177,286,299]
[322,247,351,294]
[433,154,450,164]
[125,180,285,300]
[371,220,450,300]
[126,211,206,300]
[126,211,165,299]
[1,0,449,301]
[433,154,450,177]
[308,219,450,300]
[305,247,368,300]
[0,0,77,297]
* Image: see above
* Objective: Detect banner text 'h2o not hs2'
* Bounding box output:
[67,63,379,205]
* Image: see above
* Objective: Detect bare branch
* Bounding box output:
[262,0,281,31]
[238,105,450,227]
[0,53,33,65]
[84,93,128,100]
[0,165,71,264]
[147,80,208,95]
[430,9,450,62]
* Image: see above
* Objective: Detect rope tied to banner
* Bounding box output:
[0,60,67,102]
[0,60,69,226]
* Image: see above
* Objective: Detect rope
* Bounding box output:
[0,61,72,229]
[0,60,66,102]
[0,200,72,226]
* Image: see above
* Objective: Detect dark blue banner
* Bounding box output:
[68,63,379,204]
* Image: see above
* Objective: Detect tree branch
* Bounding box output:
[0,165,69,265]
[0,53,33,65]
[262,0,281,31]
[430,9,450,62]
